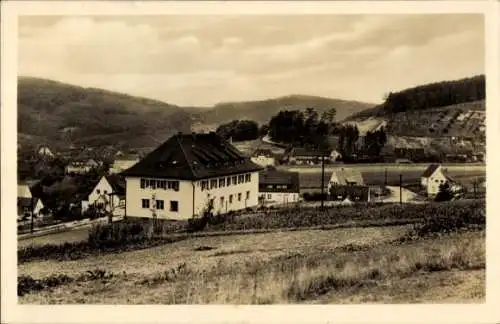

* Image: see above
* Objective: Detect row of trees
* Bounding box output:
[215,120,261,141]
[268,107,337,148]
[382,75,485,114]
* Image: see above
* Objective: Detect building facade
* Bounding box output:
[81,175,126,215]
[121,132,263,220]
[258,169,300,206]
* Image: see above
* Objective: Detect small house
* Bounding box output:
[327,168,364,192]
[37,145,54,158]
[329,185,370,203]
[17,197,45,222]
[258,169,300,205]
[250,149,276,167]
[421,164,459,196]
[286,147,338,165]
[65,158,101,175]
[81,175,126,215]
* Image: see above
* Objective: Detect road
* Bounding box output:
[377,186,421,204]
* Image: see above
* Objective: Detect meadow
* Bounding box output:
[18,200,485,303]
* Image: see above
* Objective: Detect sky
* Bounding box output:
[18,14,485,107]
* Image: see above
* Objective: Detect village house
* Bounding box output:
[421,164,461,196]
[286,147,341,165]
[258,168,300,206]
[327,168,364,191]
[250,149,277,167]
[37,145,54,158]
[17,182,45,221]
[81,175,126,215]
[327,168,369,203]
[121,132,264,220]
[109,154,140,174]
[65,158,100,175]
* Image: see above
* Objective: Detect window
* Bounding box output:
[229,195,233,203]
[267,185,273,189]
[220,196,224,205]
[156,200,164,210]
[238,193,242,201]
[170,201,179,212]
[227,177,231,186]
[219,178,225,187]
[232,176,237,185]
[245,174,251,182]
[141,179,146,188]
[246,191,250,200]
[201,180,209,191]
[238,175,244,184]
[96,189,101,194]
[104,190,108,194]
[158,180,167,189]
[210,179,218,189]
[151,180,156,189]
[141,199,150,209]
[267,194,272,199]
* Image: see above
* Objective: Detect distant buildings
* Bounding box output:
[109,155,140,174]
[285,147,341,165]
[250,149,276,167]
[65,158,100,175]
[121,132,263,220]
[258,169,300,205]
[37,145,54,158]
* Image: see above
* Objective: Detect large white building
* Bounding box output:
[121,132,264,220]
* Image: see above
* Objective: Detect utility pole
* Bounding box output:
[384,168,388,187]
[30,197,35,234]
[399,174,403,205]
[321,152,325,209]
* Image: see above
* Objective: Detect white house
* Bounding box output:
[17,183,44,221]
[81,175,126,215]
[38,145,54,157]
[65,158,100,175]
[121,132,264,220]
[420,164,461,196]
[327,168,364,192]
[250,149,276,167]
[258,169,300,206]
[109,155,140,174]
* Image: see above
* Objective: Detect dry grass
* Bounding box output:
[19,228,484,304]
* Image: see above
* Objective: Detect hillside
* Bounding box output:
[18,77,193,149]
[343,75,486,142]
[198,94,376,125]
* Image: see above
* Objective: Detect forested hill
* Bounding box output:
[346,75,485,121]
[18,77,193,149]
[199,95,376,125]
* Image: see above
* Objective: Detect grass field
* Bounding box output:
[18,227,485,304]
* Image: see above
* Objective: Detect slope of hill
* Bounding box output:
[343,75,486,140]
[18,77,193,149]
[198,94,376,125]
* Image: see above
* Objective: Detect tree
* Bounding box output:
[435,182,454,202]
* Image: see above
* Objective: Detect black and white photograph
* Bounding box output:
[2,0,500,323]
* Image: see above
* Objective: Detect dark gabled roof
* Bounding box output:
[421,164,441,178]
[258,170,300,193]
[121,132,264,180]
[105,175,126,196]
[330,168,364,185]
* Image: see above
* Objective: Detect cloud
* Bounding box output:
[18,14,485,106]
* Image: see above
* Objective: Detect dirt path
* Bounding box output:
[379,186,420,203]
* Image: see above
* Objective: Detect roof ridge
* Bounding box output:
[176,135,197,179]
